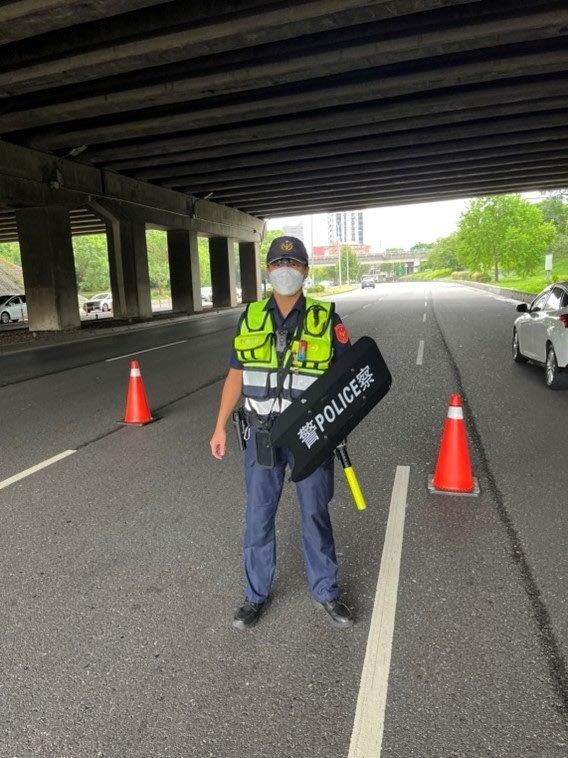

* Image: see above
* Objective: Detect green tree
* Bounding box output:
[260,228,284,269]
[410,242,433,253]
[145,230,170,303]
[198,237,211,286]
[538,192,568,234]
[339,245,361,283]
[423,232,461,271]
[551,232,568,260]
[72,234,109,293]
[457,195,555,281]
[0,241,21,265]
[313,264,337,284]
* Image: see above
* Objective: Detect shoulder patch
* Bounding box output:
[334,323,350,344]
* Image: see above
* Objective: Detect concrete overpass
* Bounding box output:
[309,250,429,268]
[0,0,567,329]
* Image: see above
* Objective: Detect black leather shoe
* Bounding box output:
[315,599,354,628]
[233,600,265,630]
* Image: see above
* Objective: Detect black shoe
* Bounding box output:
[233,600,266,630]
[315,598,354,628]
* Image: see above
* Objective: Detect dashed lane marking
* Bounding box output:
[105,339,188,362]
[0,450,76,492]
[423,313,427,323]
[416,339,425,365]
[347,465,411,758]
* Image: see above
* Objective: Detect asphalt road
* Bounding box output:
[0,282,566,757]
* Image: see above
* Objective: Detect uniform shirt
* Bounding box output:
[230,294,351,370]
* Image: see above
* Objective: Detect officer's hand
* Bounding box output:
[210,428,227,459]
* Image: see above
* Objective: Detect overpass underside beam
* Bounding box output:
[0,140,261,330]
[2,1,568,242]
[15,206,80,331]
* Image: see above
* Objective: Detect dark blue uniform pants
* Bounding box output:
[243,438,339,604]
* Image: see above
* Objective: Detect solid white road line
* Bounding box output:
[348,465,411,758]
[105,339,188,362]
[423,313,427,323]
[0,450,76,492]
[416,339,425,365]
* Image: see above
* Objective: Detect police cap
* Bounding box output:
[266,236,309,266]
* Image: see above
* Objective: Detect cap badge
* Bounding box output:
[280,240,294,252]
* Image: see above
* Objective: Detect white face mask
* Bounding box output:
[268,267,305,296]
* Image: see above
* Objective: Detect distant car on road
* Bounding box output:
[361,276,376,289]
[0,294,27,324]
[513,283,568,389]
[83,292,112,314]
[201,287,212,305]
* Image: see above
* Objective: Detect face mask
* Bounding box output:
[269,267,305,296]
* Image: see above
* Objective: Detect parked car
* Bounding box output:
[83,292,112,313]
[512,283,568,389]
[361,276,376,289]
[201,287,212,305]
[0,294,27,324]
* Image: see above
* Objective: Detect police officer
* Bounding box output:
[209,236,354,630]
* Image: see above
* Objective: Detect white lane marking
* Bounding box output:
[105,339,187,362]
[348,465,410,758]
[422,313,427,323]
[416,339,425,365]
[0,450,76,492]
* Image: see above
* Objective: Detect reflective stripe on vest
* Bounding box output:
[244,396,293,416]
[236,297,333,418]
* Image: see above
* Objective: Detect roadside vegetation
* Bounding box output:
[1,193,566,301]
[403,191,568,294]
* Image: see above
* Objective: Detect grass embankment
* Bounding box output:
[307,284,359,297]
[489,260,568,294]
[402,268,452,282]
[403,259,568,293]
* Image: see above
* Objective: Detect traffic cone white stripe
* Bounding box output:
[130,367,141,378]
[447,406,463,420]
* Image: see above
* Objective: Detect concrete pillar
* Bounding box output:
[105,225,126,320]
[16,206,80,331]
[209,236,237,308]
[106,217,152,320]
[239,241,261,303]
[167,229,202,313]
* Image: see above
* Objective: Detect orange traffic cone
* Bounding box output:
[121,360,154,425]
[428,394,479,496]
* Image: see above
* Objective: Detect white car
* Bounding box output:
[0,294,27,324]
[512,283,568,389]
[83,292,112,313]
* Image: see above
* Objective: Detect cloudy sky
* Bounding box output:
[267,198,467,251]
[266,193,545,252]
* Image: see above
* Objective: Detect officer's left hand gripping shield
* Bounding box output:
[270,337,392,482]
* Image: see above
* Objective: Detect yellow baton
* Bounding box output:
[335,441,366,511]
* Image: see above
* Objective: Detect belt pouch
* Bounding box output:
[253,428,275,469]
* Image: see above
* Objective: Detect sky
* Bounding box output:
[266,193,545,252]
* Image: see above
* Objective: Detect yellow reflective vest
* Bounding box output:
[234,296,334,418]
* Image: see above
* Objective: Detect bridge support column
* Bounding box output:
[92,200,152,321]
[209,237,237,308]
[15,206,80,331]
[167,229,202,313]
[239,241,261,303]
[108,218,152,320]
